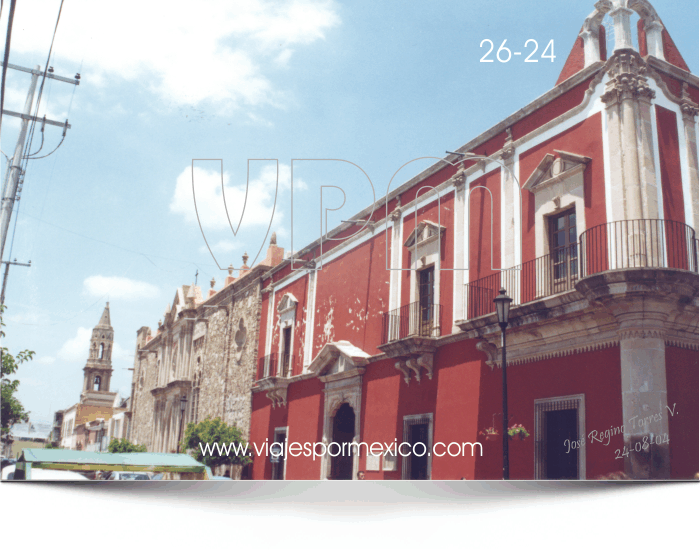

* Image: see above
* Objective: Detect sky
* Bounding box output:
[1,0,698,425]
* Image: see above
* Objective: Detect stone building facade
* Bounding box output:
[129,238,284,465]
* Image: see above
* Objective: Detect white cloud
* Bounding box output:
[5,309,52,325]
[112,342,132,362]
[57,327,91,362]
[83,276,160,301]
[198,239,241,255]
[35,356,56,365]
[171,163,289,231]
[3,0,340,113]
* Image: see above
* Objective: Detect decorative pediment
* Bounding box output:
[308,341,370,380]
[403,221,446,249]
[277,293,298,314]
[523,150,591,192]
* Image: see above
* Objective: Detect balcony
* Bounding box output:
[379,302,442,384]
[463,219,698,320]
[255,352,295,407]
[256,353,296,380]
[381,302,442,345]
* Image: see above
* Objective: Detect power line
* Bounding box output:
[19,0,66,179]
[21,211,219,275]
[0,0,16,145]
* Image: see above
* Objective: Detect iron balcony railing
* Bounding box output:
[466,243,579,319]
[381,301,442,344]
[257,352,297,380]
[464,219,697,320]
[258,353,277,379]
[579,219,698,276]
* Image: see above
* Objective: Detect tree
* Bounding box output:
[182,416,251,469]
[1,305,35,455]
[107,438,147,453]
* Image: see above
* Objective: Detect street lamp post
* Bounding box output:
[177,394,188,454]
[494,287,512,480]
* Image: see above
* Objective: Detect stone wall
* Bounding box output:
[129,266,267,457]
[129,327,158,449]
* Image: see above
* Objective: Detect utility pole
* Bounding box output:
[0,65,39,264]
[0,63,79,309]
[1,259,31,305]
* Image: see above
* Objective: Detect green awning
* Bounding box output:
[19,448,207,473]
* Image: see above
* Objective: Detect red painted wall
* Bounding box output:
[512,77,595,142]
[284,378,326,480]
[468,169,501,281]
[250,392,276,480]
[661,29,691,73]
[474,346,623,480]
[655,105,685,225]
[313,228,390,356]
[665,346,699,479]
[520,112,606,265]
[431,341,484,480]
[359,358,402,480]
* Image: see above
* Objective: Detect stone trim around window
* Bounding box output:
[523,151,589,259]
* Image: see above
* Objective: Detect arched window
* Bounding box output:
[99,343,105,359]
[93,375,102,391]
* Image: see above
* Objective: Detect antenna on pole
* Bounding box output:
[195,269,198,286]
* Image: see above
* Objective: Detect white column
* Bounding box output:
[644,20,665,60]
[618,325,670,479]
[610,7,634,52]
[580,29,601,67]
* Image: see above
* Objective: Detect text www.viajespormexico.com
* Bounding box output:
[200,440,482,460]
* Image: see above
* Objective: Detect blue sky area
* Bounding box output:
[1,1,698,425]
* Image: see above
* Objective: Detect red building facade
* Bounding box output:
[249,1,699,480]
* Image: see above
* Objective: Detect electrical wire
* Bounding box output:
[36,56,80,222]
[26,117,46,157]
[19,0,64,181]
[0,0,17,146]
[24,131,65,160]
[22,211,218,275]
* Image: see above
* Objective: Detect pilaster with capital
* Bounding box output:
[602,51,656,230]
[680,83,700,234]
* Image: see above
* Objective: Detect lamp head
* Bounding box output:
[493,287,512,329]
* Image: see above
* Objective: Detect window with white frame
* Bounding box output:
[271,426,288,480]
[276,294,298,377]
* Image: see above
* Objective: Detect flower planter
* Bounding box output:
[485,433,499,442]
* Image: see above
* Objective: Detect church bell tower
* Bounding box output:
[80,303,117,406]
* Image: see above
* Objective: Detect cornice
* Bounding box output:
[262,63,605,281]
[645,56,699,88]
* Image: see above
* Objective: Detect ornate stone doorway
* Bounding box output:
[330,403,355,480]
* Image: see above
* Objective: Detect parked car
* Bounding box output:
[2,464,88,480]
[1,465,16,480]
[107,471,151,480]
[28,469,89,481]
